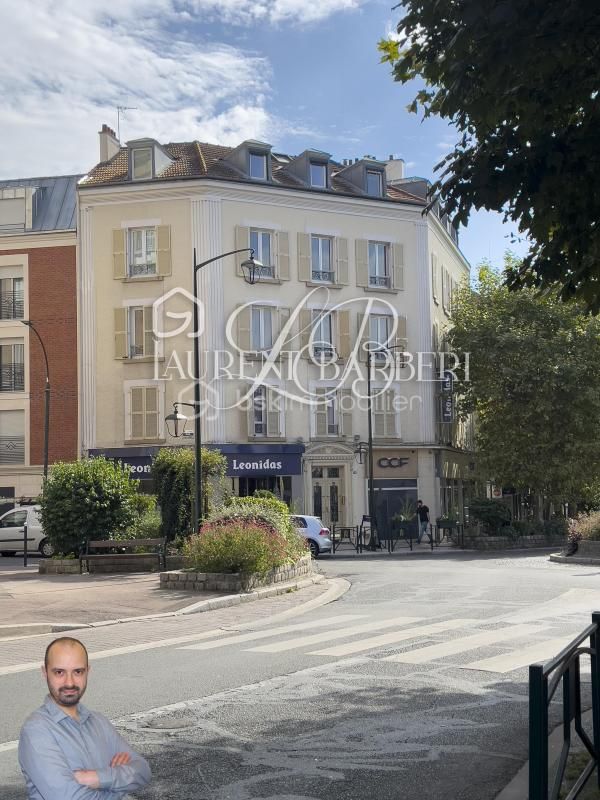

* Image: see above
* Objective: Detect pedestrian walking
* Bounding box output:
[18,636,151,800]
[416,500,431,544]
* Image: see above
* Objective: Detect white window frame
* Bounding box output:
[128,227,157,277]
[312,310,334,357]
[0,276,23,320]
[252,386,267,436]
[310,162,327,188]
[368,241,390,288]
[124,380,165,441]
[369,315,392,360]
[249,229,274,278]
[310,235,334,283]
[366,170,383,197]
[251,306,273,351]
[249,152,267,180]
[127,306,145,359]
[132,148,153,181]
[371,382,402,438]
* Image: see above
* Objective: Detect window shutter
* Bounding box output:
[299,309,312,358]
[336,237,349,285]
[384,389,397,437]
[114,308,128,359]
[236,305,251,352]
[145,387,159,438]
[277,231,290,280]
[394,315,408,351]
[297,233,311,282]
[432,253,439,303]
[373,391,385,437]
[442,268,448,312]
[113,229,126,279]
[355,240,369,287]
[131,388,144,438]
[432,322,439,352]
[156,226,171,276]
[314,387,328,437]
[340,388,352,437]
[266,387,281,437]
[277,307,292,352]
[337,310,350,359]
[143,306,154,357]
[357,313,368,362]
[392,244,404,290]
[235,226,249,276]
[246,393,255,438]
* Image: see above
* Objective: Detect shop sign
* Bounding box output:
[226,452,302,477]
[441,394,454,422]
[377,457,409,469]
[441,370,454,393]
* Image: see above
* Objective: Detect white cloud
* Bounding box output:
[0,0,365,178]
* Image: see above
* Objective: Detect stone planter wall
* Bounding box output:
[39,554,187,575]
[462,533,567,551]
[160,554,313,592]
[574,540,600,558]
[39,559,80,575]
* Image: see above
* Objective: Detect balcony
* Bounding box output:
[0,291,24,320]
[255,264,274,279]
[369,274,391,288]
[327,423,339,436]
[128,262,156,277]
[0,435,25,464]
[312,270,334,283]
[0,364,24,392]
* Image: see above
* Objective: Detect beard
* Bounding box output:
[50,685,85,707]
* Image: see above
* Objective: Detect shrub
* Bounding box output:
[39,458,139,556]
[568,512,600,542]
[543,518,568,538]
[253,489,278,500]
[469,498,512,533]
[513,520,544,537]
[183,520,289,575]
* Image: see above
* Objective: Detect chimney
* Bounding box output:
[98,124,120,162]
[385,154,405,183]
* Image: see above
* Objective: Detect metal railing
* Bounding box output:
[0,364,24,391]
[529,611,600,799]
[0,435,25,464]
[312,270,334,282]
[369,274,391,288]
[0,290,24,319]
[128,262,156,277]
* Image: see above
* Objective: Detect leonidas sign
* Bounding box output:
[232,458,283,472]
[223,449,302,477]
[373,450,417,479]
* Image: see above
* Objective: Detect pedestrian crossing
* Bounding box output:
[177,613,591,675]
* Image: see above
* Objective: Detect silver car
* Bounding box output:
[291,515,332,558]
[0,505,54,557]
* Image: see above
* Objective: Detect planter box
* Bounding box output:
[160,554,313,593]
[574,541,600,558]
[462,534,567,551]
[39,559,80,575]
[39,554,188,575]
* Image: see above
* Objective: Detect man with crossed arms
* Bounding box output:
[19,636,151,799]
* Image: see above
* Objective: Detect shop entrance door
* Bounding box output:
[311,466,344,529]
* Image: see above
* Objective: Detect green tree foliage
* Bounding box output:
[447,263,600,504]
[152,447,227,540]
[39,458,139,555]
[379,1,600,309]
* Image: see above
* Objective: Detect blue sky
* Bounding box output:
[0,0,529,269]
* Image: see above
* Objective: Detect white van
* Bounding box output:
[0,505,53,557]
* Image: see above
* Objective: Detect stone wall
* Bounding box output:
[462,533,567,551]
[574,540,600,558]
[39,554,187,575]
[160,554,313,592]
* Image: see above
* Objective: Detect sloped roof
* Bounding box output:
[80,141,425,206]
[0,175,81,231]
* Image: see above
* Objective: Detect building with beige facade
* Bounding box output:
[78,125,471,532]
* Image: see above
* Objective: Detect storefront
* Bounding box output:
[437,450,476,522]
[372,449,419,536]
[219,443,304,508]
[88,447,158,493]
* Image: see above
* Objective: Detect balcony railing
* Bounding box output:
[256,264,274,279]
[129,344,144,358]
[369,274,391,288]
[128,262,156,277]
[0,434,25,464]
[0,291,24,320]
[327,423,339,435]
[312,270,334,283]
[0,364,24,392]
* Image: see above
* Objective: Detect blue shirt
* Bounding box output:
[18,695,152,800]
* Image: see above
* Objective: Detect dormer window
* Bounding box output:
[310,162,327,188]
[366,170,383,197]
[249,152,267,180]
[132,148,153,181]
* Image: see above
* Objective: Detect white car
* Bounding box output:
[291,515,332,558]
[0,505,54,557]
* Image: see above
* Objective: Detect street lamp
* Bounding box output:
[165,247,262,532]
[21,321,50,481]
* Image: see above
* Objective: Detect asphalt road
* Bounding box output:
[1,550,598,800]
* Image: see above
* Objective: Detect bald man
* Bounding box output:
[18,637,151,799]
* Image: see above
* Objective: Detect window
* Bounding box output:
[128,228,156,277]
[369,316,392,359]
[311,236,333,283]
[128,307,146,358]
[366,170,383,197]
[249,229,274,278]
[132,148,153,180]
[326,394,338,436]
[0,342,24,391]
[0,409,24,464]
[312,311,334,357]
[0,509,27,528]
[313,388,351,438]
[368,242,390,288]
[130,386,159,440]
[310,162,327,188]
[0,277,23,320]
[251,307,273,351]
[252,386,267,435]
[249,153,267,180]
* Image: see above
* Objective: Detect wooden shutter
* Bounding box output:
[373,391,385,437]
[156,226,171,276]
[266,387,281,437]
[384,389,397,437]
[314,387,328,437]
[355,240,369,287]
[236,305,251,351]
[277,231,290,280]
[337,310,351,359]
[357,313,368,362]
[114,308,128,359]
[246,391,256,438]
[340,388,352,437]
[299,309,312,358]
[297,233,311,281]
[143,306,154,357]
[392,243,404,290]
[131,388,144,438]
[145,387,159,438]
[235,226,249,276]
[442,268,448,312]
[432,253,439,303]
[336,237,349,285]
[277,307,291,352]
[394,315,408,367]
[113,229,126,279]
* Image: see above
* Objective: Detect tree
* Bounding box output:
[379,1,600,310]
[39,458,139,555]
[447,260,600,505]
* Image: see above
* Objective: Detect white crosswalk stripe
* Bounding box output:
[384,623,546,664]
[245,617,423,654]
[463,636,577,673]
[308,618,477,658]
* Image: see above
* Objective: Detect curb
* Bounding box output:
[0,573,350,640]
[550,552,600,566]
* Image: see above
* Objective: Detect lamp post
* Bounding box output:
[165,248,262,532]
[21,321,50,480]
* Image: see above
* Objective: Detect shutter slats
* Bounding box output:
[156,225,171,277]
[113,229,126,279]
[277,231,290,280]
[336,237,349,285]
[114,308,128,359]
[298,233,311,282]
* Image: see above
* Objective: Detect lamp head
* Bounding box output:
[165,406,188,438]
[240,252,264,285]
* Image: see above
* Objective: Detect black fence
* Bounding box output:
[529,611,600,799]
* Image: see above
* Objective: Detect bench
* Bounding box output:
[79,538,167,574]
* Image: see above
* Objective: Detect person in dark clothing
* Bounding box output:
[416,500,431,544]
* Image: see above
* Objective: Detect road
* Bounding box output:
[1,550,598,799]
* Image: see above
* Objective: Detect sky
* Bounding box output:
[0,0,529,270]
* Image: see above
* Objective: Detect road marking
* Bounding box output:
[179,615,367,651]
[384,623,545,664]
[0,740,17,753]
[245,617,423,653]
[464,636,592,674]
[309,618,477,657]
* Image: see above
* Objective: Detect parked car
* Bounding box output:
[0,505,54,557]
[291,515,332,557]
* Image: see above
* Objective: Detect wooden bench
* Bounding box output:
[79,538,167,574]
